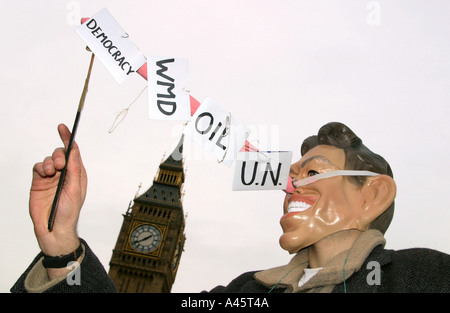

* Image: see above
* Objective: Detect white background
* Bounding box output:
[1,0,449,293]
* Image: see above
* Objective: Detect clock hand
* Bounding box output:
[133,234,153,244]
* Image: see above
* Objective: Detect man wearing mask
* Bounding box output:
[11,122,450,293]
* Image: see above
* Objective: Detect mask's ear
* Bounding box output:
[357,175,396,231]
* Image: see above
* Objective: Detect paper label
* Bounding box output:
[232,151,293,190]
[76,8,146,84]
[184,97,250,167]
[147,56,190,121]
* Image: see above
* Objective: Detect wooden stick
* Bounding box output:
[48,52,95,231]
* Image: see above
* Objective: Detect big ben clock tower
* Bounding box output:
[108,136,186,293]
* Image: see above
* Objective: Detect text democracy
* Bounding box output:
[85,18,136,75]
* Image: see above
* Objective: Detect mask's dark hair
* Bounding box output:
[301,122,394,234]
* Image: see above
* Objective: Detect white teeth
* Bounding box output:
[287,201,312,213]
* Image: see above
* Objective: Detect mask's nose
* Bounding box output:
[283,176,295,194]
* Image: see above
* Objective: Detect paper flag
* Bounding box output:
[76,8,146,84]
[183,97,250,167]
[79,14,262,170]
[232,151,293,191]
[147,55,190,121]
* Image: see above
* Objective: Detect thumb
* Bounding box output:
[57,123,72,150]
[57,123,82,178]
[56,123,85,199]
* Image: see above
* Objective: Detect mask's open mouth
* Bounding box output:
[287,201,312,213]
[283,194,316,219]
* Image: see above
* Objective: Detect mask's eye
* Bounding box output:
[308,170,319,177]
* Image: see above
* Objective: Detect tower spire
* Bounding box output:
[161,134,184,168]
[134,135,185,208]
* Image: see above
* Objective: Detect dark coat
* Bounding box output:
[11,240,449,293]
[208,245,450,293]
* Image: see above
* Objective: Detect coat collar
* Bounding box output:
[254,229,386,293]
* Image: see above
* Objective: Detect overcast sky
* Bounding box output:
[1,0,449,293]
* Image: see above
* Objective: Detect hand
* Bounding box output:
[29,124,87,257]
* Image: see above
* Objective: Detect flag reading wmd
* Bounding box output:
[76,8,146,84]
[147,56,190,121]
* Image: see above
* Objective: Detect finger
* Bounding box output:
[42,156,56,176]
[52,147,66,170]
[32,161,47,178]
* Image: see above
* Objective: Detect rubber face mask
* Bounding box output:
[279,145,380,254]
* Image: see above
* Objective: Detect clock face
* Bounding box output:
[130,224,162,253]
